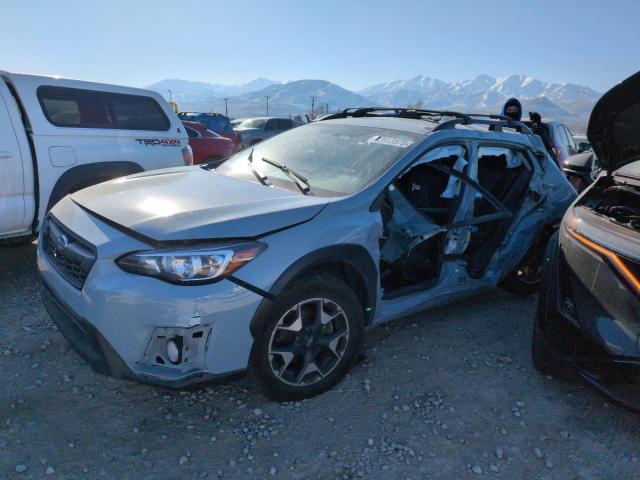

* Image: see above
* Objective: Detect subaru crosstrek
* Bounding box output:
[38,108,576,400]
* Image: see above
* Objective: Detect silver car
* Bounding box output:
[234,117,295,149]
[38,109,576,400]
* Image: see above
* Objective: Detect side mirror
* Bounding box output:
[578,142,591,153]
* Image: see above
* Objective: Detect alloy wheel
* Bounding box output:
[268,298,350,387]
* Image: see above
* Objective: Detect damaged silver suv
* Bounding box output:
[38,108,576,400]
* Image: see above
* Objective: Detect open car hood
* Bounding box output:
[69,167,328,242]
[588,70,640,173]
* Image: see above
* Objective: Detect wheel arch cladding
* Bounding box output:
[249,244,378,337]
[47,161,143,211]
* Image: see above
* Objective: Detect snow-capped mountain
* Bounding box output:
[147,74,600,130]
[221,80,372,117]
[487,74,600,102]
[360,74,600,105]
[359,75,449,106]
[147,77,279,101]
[358,74,600,124]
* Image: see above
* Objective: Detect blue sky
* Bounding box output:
[1,0,638,92]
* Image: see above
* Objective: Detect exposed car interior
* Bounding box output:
[465,148,533,277]
[380,146,466,296]
[380,145,533,296]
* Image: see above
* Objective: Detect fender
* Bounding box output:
[248,244,378,337]
[47,161,143,211]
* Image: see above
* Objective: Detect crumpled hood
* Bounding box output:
[70,166,329,241]
[588,70,640,173]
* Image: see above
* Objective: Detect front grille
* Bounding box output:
[42,215,96,289]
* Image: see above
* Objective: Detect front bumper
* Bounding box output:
[38,200,265,388]
[41,281,238,388]
[542,222,640,410]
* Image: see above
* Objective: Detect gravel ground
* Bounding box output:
[1,243,639,480]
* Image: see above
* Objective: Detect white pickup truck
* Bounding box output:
[0,71,191,243]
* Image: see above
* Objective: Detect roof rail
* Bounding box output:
[316,107,532,134]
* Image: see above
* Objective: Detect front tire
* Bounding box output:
[249,273,365,401]
[531,231,572,379]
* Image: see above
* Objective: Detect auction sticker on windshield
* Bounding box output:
[366,135,414,148]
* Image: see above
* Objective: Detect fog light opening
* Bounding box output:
[166,337,183,364]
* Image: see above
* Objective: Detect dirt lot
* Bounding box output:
[1,243,639,480]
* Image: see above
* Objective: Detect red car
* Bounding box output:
[178,113,240,151]
[182,121,234,166]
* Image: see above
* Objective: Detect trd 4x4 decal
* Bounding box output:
[135,138,181,147]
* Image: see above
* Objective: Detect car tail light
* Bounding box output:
[182,145,193,166]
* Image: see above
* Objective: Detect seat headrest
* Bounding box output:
[478,154,508,170]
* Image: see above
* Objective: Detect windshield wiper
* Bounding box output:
[247,148,271,187]
[261,157,311,195]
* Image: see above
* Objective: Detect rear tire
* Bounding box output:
[500,264,542,295]
[249,273,365,401]
[500,228,555,295]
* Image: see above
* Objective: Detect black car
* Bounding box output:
[533,71,640,410]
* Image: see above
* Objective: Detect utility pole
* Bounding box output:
[266,96,270,116]
[325,102,329,114]
[224,98,228,117]
[310,95,315,119]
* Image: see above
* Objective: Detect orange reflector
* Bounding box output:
[569,229,640,295]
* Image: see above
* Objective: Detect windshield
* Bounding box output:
[238,118,267,129]
[215,123,421,197]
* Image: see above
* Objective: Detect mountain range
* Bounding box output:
[147,74,601,131]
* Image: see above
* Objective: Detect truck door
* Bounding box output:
[0,84,28,237]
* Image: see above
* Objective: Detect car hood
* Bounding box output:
[588,70,640,173]
[69,167,329,242]
[234,127,261,133]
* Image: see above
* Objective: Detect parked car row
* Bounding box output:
[177,112,239,151]
[182,120,233,166]
[180,112,302,157]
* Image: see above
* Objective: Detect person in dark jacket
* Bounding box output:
[501,98,522,121]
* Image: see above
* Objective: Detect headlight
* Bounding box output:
[116,243,266,284]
